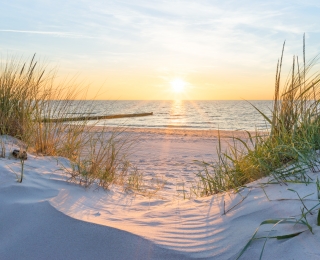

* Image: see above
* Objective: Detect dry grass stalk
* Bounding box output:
[197,38,320,196]
[0,55,153,192]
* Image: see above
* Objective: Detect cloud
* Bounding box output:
[0,29,95,39]
[80,0,320,67]
[1,0,320,73]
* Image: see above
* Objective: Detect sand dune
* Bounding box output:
[1,131,320,260]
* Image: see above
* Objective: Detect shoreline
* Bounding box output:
[86,125,268,139]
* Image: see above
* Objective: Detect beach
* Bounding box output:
[1,128,320,260]
[2,1,320,259]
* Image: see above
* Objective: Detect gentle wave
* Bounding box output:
[78,100,273,131]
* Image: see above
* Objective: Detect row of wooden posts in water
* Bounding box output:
[41,112,153,123]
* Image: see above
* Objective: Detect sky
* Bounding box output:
[0,1,320,100]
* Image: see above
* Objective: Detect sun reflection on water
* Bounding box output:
[169,100,186,127]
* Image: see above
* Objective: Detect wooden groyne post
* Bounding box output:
[41,112,153,123]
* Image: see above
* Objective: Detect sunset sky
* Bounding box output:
[1,1,320,100]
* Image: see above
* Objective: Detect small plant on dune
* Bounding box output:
[67,130,133,189]
[17,151,26,183]
[64,130,164,194]
[0,136,5,158]
[237,185,320,259]
[197,35,320,196]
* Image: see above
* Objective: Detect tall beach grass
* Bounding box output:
[197,38,320,196]
[0,55,147,191]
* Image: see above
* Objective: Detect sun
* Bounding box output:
[170,78,186,93]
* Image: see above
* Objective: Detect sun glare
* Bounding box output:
[170,78,186,93]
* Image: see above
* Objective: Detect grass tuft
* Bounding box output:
[0,55,149,191]
[197,38,320,195]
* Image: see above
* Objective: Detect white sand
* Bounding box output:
[1,130,320,260]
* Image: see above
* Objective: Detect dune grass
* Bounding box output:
[0,55,96,161]
[197,38,320,196]
[192,37,320,259]
[0,55,147,191]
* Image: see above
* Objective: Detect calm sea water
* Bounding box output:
[82,100,273,131]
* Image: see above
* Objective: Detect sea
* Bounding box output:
[80,100,273,131]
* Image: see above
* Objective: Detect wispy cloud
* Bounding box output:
[0,29,95,39]
[78,0,320,69]
[1,0,320,97]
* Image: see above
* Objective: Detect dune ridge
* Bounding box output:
[1,131,320,259]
